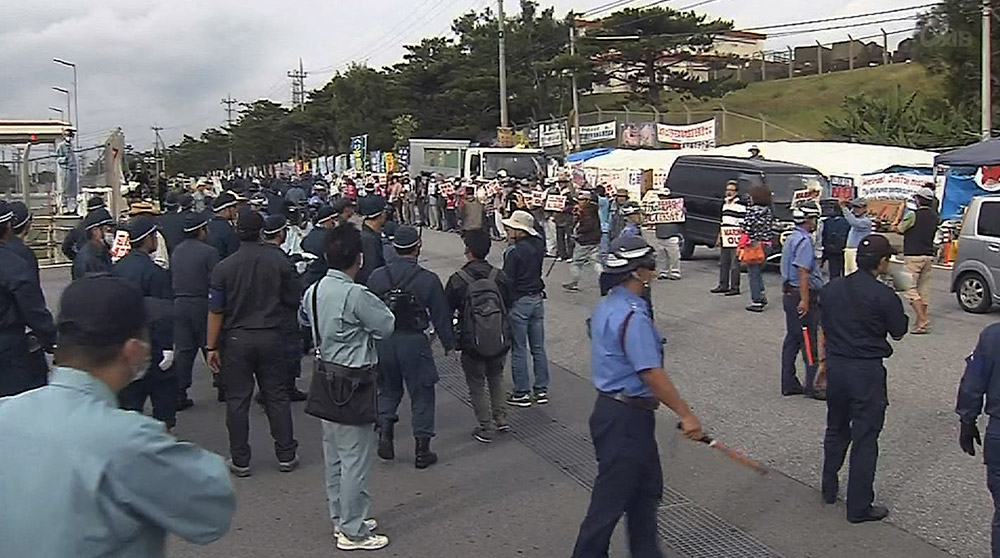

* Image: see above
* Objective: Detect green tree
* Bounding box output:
[231,100,295,167]
[391,114,419,148]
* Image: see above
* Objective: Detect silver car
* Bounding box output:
[951,194,1000,313]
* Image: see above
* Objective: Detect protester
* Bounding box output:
[821,202,850,279]
[427,177,441,230]
[302,223,394,551]
[113,218,178,429]
[501,210,550,407]
[367,226,455,468]
[608,187,629,240]
[651,189,683,281]
[71,207,114,280]
[821,234,907,522]
[842,198,873,275]
[0,276,236,557]
[459,186,487,233]
[897,186,939,334]
[779,204,825,400]
[171,212,220,409]
[207,209,300,476]
[742,185,775,312]
[553,188,575,262]
[571,234,703,558]
[712,181,745,295]
[445,229,513,442]
[563,191,602,292]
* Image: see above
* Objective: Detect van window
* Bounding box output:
[978,201,1000,238]
[765,173,829,200]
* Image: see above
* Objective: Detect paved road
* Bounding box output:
[38,229,996,557]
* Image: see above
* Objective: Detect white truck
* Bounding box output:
[408,138,547,181]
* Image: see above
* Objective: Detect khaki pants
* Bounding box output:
[903,255,934,303]
[843,248,858,275]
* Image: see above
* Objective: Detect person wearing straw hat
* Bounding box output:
[112,217,178,428]
[572,234,702,558]
[206,191,240,260]
[170,212,220,409]
[71,207,115,280]
[367,225,455,469]
[128,201,170,270]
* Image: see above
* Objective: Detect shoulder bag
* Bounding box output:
[304,279,379,425]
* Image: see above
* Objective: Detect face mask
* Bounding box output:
[103,232,115,245]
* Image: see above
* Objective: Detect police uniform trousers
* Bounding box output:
[174,297,208,398]
[119,365,179,429]
[376,331,437,439]
[0,330,48,397]
[220,328,298,467]
[572,395,663,558]
[821,356,887,518]
[282,315,302,387]
[983,426,1000,557]
[781,287,820,394]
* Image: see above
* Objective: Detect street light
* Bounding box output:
[53,58,78,141]
[48,107,64,120]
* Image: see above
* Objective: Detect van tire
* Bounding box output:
[956,272,993,314]
[680,237,695,260]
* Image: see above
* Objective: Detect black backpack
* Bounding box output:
[457,268,511,359]
[382,265,429,332]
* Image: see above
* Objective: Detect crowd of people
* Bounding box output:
[0,167,999,558]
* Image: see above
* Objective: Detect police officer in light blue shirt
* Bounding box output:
[0,276,235,558]
[779,204,825,400]
[572,235,703,558]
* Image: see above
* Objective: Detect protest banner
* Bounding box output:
[857,173,931,201]
[791,188,821,207]
[350,135,368,173]
[830,175,855,201]
[720,226,743,248]
[641,197,684,224]
[572,121,616,145]
[655,119,717,149]
[544,194,566,212]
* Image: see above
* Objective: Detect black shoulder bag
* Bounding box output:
[304,279,379,425]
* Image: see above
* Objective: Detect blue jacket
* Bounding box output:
[206,216,239,260]
[367,257,456,352]
[957,324,1000,434]
[71,240,112,281]
[113,250,174,354]
[300,227,328,287]
[0,245,55,348]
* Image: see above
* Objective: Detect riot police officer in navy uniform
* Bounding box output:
[300,205,338,287]
[206,192,240,260]
[0,201,56,396]
[71,207,115,280]
[367,226,456,469]
[572,235,702,558]
[61,196,107,261]
[820,234,908,523]
[956,322,1000,556]
[170,212,220,408]
[356,196,388,286]
[6,202,39,281]
[158,191,187,255]
[112,217,178,429]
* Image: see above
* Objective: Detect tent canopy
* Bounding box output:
[935,139,1000,166]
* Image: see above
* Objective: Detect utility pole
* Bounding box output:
[498,0,509,129]
[151,126,163,177]
[288,59,308,163]
[816,40,823,75]
[848,34,855,71]
[984,1,993,140]
[881,28,890,66]
[760,50,766,81]
[221,95,238,170]
[788,46,794,79]
[569,11,581,151]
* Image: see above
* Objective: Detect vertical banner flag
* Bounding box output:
[351,135,368,173]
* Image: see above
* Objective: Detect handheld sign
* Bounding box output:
[641,197,684,224]
[531,190,546,208]
[830,175,855,201]
[720,226,742,248]
[110,230,131,262]
[791,188,820,207]
[544,194,566,212]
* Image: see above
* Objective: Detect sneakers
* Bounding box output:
[506,392,532,407]
[334,518,378,535]
[227,459,251,478]
[710,285,729,294]
[562,282,580,292]
[495,422,511,432]
[724,289,741,296]
[336,531,389,551]
[533,389,549,405]
[278,455,300,473]
[473,426,494,443]
[746,303,765,313]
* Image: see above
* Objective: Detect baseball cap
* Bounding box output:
[916,186,935,200]
[57,276,170,347]
[604,235,656,273]
[9,202,30,230]
[0,201,11,224]
[857,234,896,259]
[236,208,264,236]
[332,197,356,214]
[848,198,868,208]
[177,193,194,210]
[86,196,106,211]
[792,204,820,223]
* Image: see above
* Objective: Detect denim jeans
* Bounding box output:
[509,294,549,394]
[322,420,376,539]
[747,264,766,304]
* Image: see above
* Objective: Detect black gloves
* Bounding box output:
[960,421,982,456]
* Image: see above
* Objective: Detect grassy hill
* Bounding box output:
[580,63,943,145]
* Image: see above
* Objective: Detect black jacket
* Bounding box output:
[5,236,39,283]
[367,257,456,351]
[113,250,174,354]
[158,211,187,255]
[0,245,56,348]
[445,259,513,347]
[209,241,300,331]
[357,224,386,287]
[206,216,239,260]
[171,238,219,298]
[820,270,908,360]
[502,235,545,302]
[71,241,112,280]
[301,227,329,287]
[575,204,601,246]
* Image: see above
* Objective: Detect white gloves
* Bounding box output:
[159,350,175,371]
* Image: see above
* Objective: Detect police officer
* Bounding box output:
[112,217,177,428]
[206,209,300,476]
[61,196,106,261]
[0,201,56,397]
[71,207,115,280]
[6,202,39,281]
[779,204,825,399]
[301,206,338,287]
[367,226,455,469]
[572,235,702,558]
[206,191,240,260]
[820,234,908,523]
[333,197,357,226]
[262,214,307,401]
[956,323,1000,556]
[171,212,220,409]
[158,191,187,255]
[357,196,388,286]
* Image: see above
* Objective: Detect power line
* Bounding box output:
[583,0,642,17]
[744,3,938,32]
[287,60,308,108]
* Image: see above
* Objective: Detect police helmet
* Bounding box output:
[604,235,656,274]
[791,204,820,223]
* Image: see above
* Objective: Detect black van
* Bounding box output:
[666,155,832,259]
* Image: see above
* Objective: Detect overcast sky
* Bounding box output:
[1,0,912,151]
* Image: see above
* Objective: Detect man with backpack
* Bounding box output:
[367,226,456,469]
[821,205,851,280]
[445,230,513,443]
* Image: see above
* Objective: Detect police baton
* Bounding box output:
[545,256,558,278]
[676,423,768,475]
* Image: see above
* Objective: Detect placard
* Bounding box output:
[486,181,501,197]
[720,226,743,248]
[530,190,546,208]
[857,173,931,200]
[791,188,821,207]
[656,119,716,149]
[830,175,855,201]
[544,194,566,212]
[442,184,456,197]
[641,198,685,224]
[110,230,131,262]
